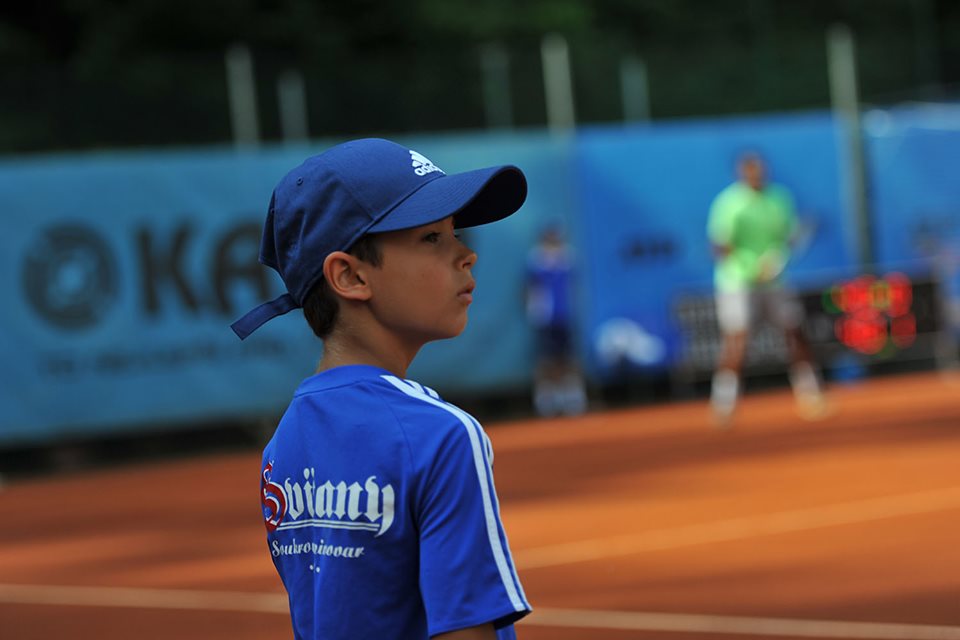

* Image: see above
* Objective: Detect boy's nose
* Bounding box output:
[461,248,478,270]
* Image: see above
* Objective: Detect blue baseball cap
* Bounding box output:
[231,138,527,339]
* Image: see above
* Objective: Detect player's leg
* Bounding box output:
[711,289,750,426]
[769,288,830,419]
[533,325,583,417]
[532,357,558,417]
[531,326,553,416]
[785,326,831,419]
[712,330,746,424]
[555,325,587,416]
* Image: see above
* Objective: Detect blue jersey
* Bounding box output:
[525,244,574,329]
[260,365,530,639]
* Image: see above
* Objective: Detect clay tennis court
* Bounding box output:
[2,370,959,639]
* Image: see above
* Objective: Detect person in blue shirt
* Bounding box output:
[524,225,586,416]
[232,138,531,639]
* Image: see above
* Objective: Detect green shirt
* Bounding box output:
[707,181,797,292]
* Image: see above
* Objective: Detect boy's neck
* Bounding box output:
[317,329,421,379]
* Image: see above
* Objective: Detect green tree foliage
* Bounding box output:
[0,0,957,151]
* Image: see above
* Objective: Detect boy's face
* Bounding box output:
[364,216,478,345]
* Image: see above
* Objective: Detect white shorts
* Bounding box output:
[715,285,804,334]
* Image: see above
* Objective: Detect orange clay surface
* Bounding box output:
[1,371,959,640]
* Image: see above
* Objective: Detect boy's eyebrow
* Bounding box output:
[420,219,453,231]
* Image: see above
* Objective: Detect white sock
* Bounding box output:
[559,374,587,415]
[711,369,739,415]
[789,361,822,399]
[534,380,559,417]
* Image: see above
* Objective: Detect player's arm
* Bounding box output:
[707,192,735,262]
[433,623,496,639]
[711,241,732,260]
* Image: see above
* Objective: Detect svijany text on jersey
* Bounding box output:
[262,462,396,537]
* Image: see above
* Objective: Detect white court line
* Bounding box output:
[0,583,288,614]
[517,486,960,570]
[2,583,958,640]
[526,608,960,640]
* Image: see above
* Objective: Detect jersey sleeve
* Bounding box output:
[415,410,530,636]
[707,188,736,246]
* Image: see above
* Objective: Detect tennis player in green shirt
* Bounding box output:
[707,152,828,426]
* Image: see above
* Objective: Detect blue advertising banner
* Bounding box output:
[3,108,955,446]
[866,105,960,263]
[865,105,960,314]
[0,136,574,446]
[2,148,311,445]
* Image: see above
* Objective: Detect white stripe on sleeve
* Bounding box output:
[382,375,528,612]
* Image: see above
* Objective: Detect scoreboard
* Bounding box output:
[824,273,926,356]
[672,272,948,379]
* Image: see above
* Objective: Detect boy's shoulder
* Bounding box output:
[267,366,481,481]
[374,374,480,442]
[292,365,475,438]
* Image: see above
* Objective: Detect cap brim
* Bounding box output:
[367,165,527,234]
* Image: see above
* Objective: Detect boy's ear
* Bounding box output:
[322,251,372,301]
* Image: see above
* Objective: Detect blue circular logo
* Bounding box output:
[22,224,119,329]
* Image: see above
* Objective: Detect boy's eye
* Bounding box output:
[423,232,441,243]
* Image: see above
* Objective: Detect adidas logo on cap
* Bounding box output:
[410,150,444,177]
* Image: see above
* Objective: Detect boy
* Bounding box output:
[231,138,531,639]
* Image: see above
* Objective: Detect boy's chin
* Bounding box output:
[435,319,469,341]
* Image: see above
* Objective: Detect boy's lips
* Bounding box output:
[458,282,476,303]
